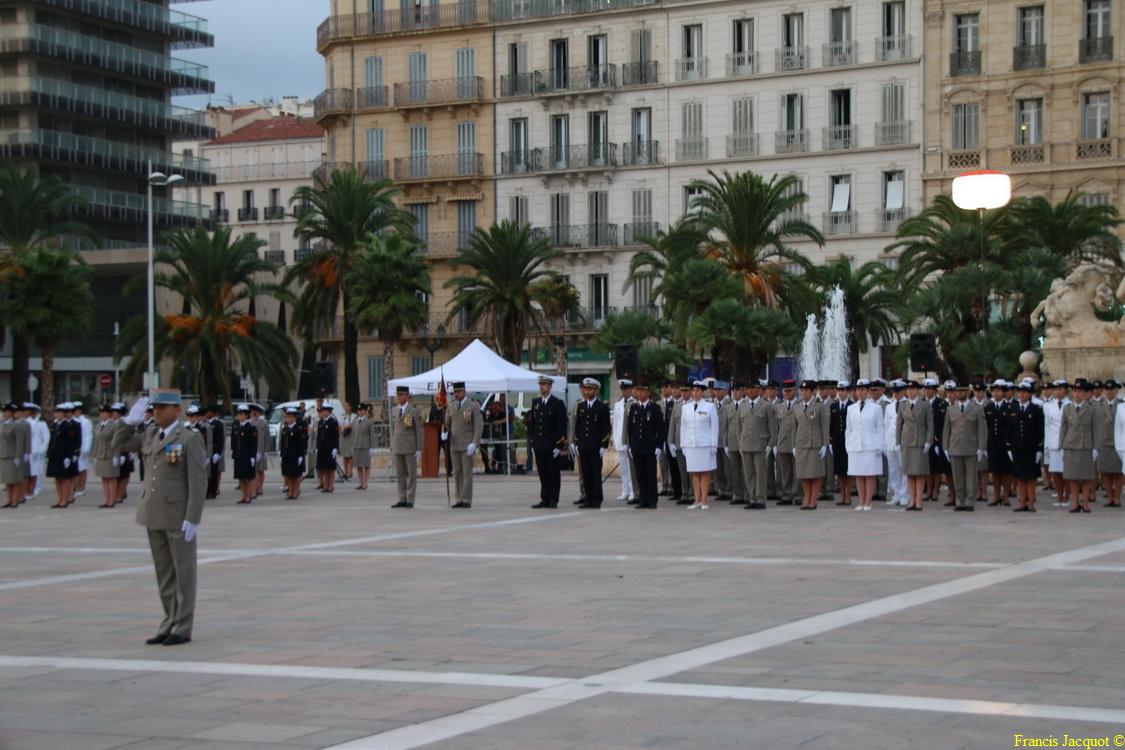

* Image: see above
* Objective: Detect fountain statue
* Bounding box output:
[799,286,851,382]
[1030,261,1125,380]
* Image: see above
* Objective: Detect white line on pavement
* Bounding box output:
[322,534,1125,750]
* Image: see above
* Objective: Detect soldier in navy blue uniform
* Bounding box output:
[230,404,258,504]
[830,381,851,505]
[204,404,224,499]
[925,379,953,503]
[569,377,611,509]
[985,380,1013,506]
[279,406,309,500]
[529,375,568,509]
[315,404,340,494]
[1005,382,1044,512]
[627,380,665,509]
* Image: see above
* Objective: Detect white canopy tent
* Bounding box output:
[386,339,565,396]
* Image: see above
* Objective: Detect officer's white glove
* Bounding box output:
[1007,451,1014,462]
[655,448,662,460]
[828,444,834,454]
[724,447,731,457]
[771,446,778,457]
[441,431,449,442]
[792,447,798,455]
[568,444,578,458]
[599,447,605,458]
[1092,448,1100,462]
[112,456,120,467]
[123,397,149,425]
[943,450,950,461]
[1035,451,1042,464]
[414,450,420,461]
[211,453,220,464]
[23,453,30,464]
[818,445,828,460]
[668,444,677,458]
[181,520,198,543]
[976,449,987,463]
[249,457,256,467]
[13,456,20,467]
[298,456,304,466]
[923,442,931,454]
[63,458,70,468]
[331,449,338,459]
[466,442,477,457]
[551,448,561,458]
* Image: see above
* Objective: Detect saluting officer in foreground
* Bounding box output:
[116,390,206,646]
[443,382,483,509]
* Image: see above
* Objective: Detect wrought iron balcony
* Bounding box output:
[422,231,474,258]
[875,121,912,146]
[675,138,708,161]
[946,149,981,169]
[776,46,808,72]
[237,207,259,222]
[499,72,534,97]
[313,160,389,184]
[725,51,759,76]
[621,60,658,86]
[355,85,389,109]
[317,1,487,47]
[500,149,542,174]
[264,206,286,221]
[210,208,228,223]
[541,144,618,171]
[949,50,981,76]
[1010,143,1045,164]
[393,76,483,107]
[726,133,759,158]
[392,153,484,181]
[292,200,313,218]
[674,57,707,81]
[823,41,857,66]
[533,223,618,248]
[824,211,857,236]
[1013,44,1046,70]
[490,0,657,23]
[0,127,212,181]
[877,208,911,234]
[1080,36,1113,63]
[623,221,660,245]
[264,250,286,265]
[876,35,911,60]
[621,140,660,166]
[775,129,808,154]
[823,125,855,151]
[536,65,617,94]
[313,87,353,119]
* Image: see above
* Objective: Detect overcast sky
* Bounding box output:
[179,0,327,109]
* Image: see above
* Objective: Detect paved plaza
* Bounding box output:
[2,469,1125,750]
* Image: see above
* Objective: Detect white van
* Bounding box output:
[267,398,344,451]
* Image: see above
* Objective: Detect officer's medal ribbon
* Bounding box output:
[164,443,184,465]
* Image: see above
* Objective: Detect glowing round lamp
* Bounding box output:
[951,170,1011,211]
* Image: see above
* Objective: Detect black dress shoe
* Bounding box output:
[578,502,601,509]
[145,633,169,645]
[745,502,766,510]
[658,490,672,496]
[626,499,640,505]
[531,501,548,509]
[675,499,692,505]
[451,502,471,509]
[391,501,413,508]
[634,503,655,509]
[162,634,191,646]
[574,498,587,505]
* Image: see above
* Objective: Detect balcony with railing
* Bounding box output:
[622,60,658,86]
[675,137,708,161]
[776,46,808,72]
[726,133,759,158]
[264,206,287,221]
[1080,36,1114,63]
[71,185,206,223]
[537,65,617,95]
[540,144,618,172]
[355,85,389,110]
[264,250,286,265]
[212,160,320,182]
[725,51,759,76]
[1010,143,1045,164]
[1013,44,1046,70]
[623,221,660,244]
[877,208,911,233]
[422,231,474,258]
[674,58,707,81]
[237,207,259,222]
[1076,138,1113,159]
[875,120,911,145]
[877,35,911,60]
[824,211,857,236]
[393,76,483,107]
[823,125,855,151]
[946,149,981,169]
[823,41,857,66]
[534,223,618,248]
[949,50,981,76]
[490,0,658,23]
[775,129,808,154]
[622,140,660,166]
[317,1,488,48]
[36,0,214,49]
[500,149,542,175]
[499,72,534,97]
[313,160,389,183]
[313,87,353,120]
[393,153,484,181]
[210,208,228,223]
[0,127,212,181]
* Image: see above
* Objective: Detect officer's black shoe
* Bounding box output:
[675,498,692,505]
[626,499,640,505]
[658,490,672,496]
[145,633,168,645]
[162,634,191,646]
[391,501,413,508]
[746,502,766,510]
[531,501,549,509]
[574,498,586,505]
[451,502,471,509]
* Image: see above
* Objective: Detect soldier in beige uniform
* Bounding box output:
[666,384,690,505]
[1096,380,1122,507]
[774,380,799,506]
[116,390,206,646]
[897,381,934,511]
[390,386,423,508]
[251,404,267,498]
[351,403,376,490]
[942,383,988,511]
[1,402,28,508]
[712,383,731,499]
[1059,382,1100,513]
[739,380,778,510]
[93,405,125,508]
[794,381,831,510]
[443,382,483,509]
[723,382,746,505]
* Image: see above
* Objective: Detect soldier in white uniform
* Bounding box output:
[1042,379,1069,507]
[73,403,93,498]
[612,380,636,502]
[845,380,885,511]
[25,403,49,500]
[882,380,907,507]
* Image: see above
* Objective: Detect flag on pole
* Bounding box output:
[436,366,448,410]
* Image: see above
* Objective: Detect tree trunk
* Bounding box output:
[342,290,360,406]
[383,340,395,422]
[848,333,861,382]
[39,340,56,414]
[11,333,30,403]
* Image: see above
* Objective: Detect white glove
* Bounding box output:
[667,445,677,458]
[1092,449,1099,462]
[331,449,338,459]
[441,431,449,442]
[977,449,987,462]
[257,452,264,462]
[599,447,605,458]
[552,448,560,458]
[771,446,778,457]
[466,442,477,457]
[655,448,662,460]
[818,446,827,460]
[212,453,220,464]
[369,448,375,456]
[250,457,256,467]
[63,458,70,468]
[112,456,120,466]
[414,450,420,461]
[14,457,20,467]
[23,453,30,464]
[181,520,198,543]
[298,456,304,466]
[923,442,931,454]
[724,447,731,457]
[943,450,950,461]
[123,397,149,425]
[569,444,578,458]
[828,444,834,454]
[1007,451,1014,462]
[1035,451,1042,464]
[792,447,797,455]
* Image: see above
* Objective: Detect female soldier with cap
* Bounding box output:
[231,404,258,504]
[680,380,719,510]
[279,406,308,499]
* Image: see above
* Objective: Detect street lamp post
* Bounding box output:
[422,323,446,363]
[146,161,184,391]
[951,169,1011,379]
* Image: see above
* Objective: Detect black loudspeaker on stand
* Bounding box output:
[311,361,337,396]
[614,344,638,381]
[909,333,938,373]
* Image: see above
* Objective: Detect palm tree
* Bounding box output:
[445,221,560,363]
[116,226,297,407]
[810,257,901,380]
[621,219,701,300]
[0,248,93,412]
[0,164,93,402]
[348,233,431,414]
[659,258,742,357]
[528,275,582,374]
[1011,190,1123,267]
[683,170,823,308]
[285,169,413,405]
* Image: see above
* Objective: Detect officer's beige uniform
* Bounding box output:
[340,412,356,460]
[1096,398,1123,474]
[93,419,126,479]
[738,398,778,505]
[392,402,424,504]
[1060,402,1099,481]
[351,415,375,468]
[668,399,687,493]
[119,421,206,640]
[0,417,24,487]
[725,399,744,501]
[897,398,933,476]
[794,398,830,479]
[715,396,732,495]
[774,399,798,502]
[305,411,318,477]
[943,399,987,507]
[444,397,483,505]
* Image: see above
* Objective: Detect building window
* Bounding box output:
[456,121,476,174]
[679,24,704,79]
[409,124,428,177]
[269,231,281,252]
[409,204,429,246]
[827,175,854,234]
[242,190,254,210]
[626,28,655,84]
[410,355,432,375]
[1082,92,1110,139]
[778,92,806,152]
[589,274,609,323]
[882,170,906,230]
[588,110,609,164]
[880,1,907,59]
[1086,0,1111,39]
[629,187,654,243]
[549,38,569,89]
[632,276,653,309]
[365,128,385,178]
[587,190,610,245]
[367,356,385,398]
[952,13,981,75]
[407,52,428,102]
[1079,192,1110,206]
[780,176,805,221]
[508,117,528,171]
[1018,6,1044,46]
[952,103,980,149]
[683,185,705,215]
[729,97,756,156]
[1016,98,1044,144]
[508,195,529,226]
[549,192,570,244]
[827,7,853,65]
[678,101,705,159]
[629,107,653,164]
[827,89,853,148]
[456,200,476,248]
[269,188,281,209]
[779,13,806,70]
[213,191,224,210]
[731,18,755,74]
[550,114,569,168]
